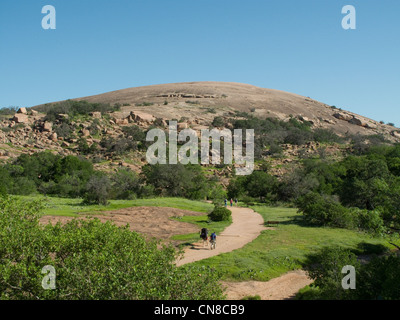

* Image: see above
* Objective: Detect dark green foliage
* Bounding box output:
[212,116,225,127]
[227,171,277,201]
[83,174,112,205]
[100,126,147,154]
[53,122,73,138]
[39,100,120,122]
[297,192,386,233]
[356,254,400,300]
[142,164,209,200]
[296,192,356,229]
[313,128,344,144]
[208,206,232,222]
[301,247,400,300]
[303,247,360,300]
[0,196,224,300]
[100,137,138,154]
[77,138,98,155]
[0,152,95,198]
[110,168,140,200]
[0,106,19,115]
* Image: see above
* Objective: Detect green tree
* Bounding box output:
[0,196,225,300]
[83,174,112,205]
[304,247,360,300]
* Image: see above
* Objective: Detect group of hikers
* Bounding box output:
[199,199,239,250]
[200,228,217,250]
[224,198,238,207]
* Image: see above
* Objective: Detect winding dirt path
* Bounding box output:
[176,206,313,300]
[176,206,266,266]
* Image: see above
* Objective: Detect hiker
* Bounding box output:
[230,198,233,207]
[210,232,217,250]
[235,198,238,206]
[224,199,227,207]
[200,228,209,247]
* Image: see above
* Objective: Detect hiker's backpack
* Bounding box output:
[200,228,208,238]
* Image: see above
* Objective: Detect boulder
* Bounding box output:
[17,107,27,114]
[177,122,188,130]
[13,114,29,124]
[333,112,353,121]
[49,132,58,142]
[115,118,129,125]
[81,129,90,137]
[43,122,53,132]
[391,131,400,139]
[349,116,368,127]
[57,114,69,120]
[90,111,102,119]
[131,111,155,124]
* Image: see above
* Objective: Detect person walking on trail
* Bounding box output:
[235,198,238,206]
[224,199,227,207]
[200,228,208,247]
[230,198,233,207]
[210,232,217,250]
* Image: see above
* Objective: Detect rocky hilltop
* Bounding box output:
[1,82,399,170]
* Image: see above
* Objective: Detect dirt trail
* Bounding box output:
[221,270,313,300]
[176,206,266,266]
[176,206,313,300]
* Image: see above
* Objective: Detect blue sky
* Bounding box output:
[1,0,399,125]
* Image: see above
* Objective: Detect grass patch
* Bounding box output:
[189,206,399,281]
[171,215,232,244]
[15,195,214,217]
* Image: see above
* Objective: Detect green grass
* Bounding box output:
[189,206,400,282]
[16,195,214,217]
[171,215,232,244]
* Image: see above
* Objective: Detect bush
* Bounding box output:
[208,206,231,222]
[212,116,225,127]
[297,192,356,229]
[83,174,112,205]
[353,208,385,235]
[41,100,120,122]
[303,247,360,300]
[110,168,140,200]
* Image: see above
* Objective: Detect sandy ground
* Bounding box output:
[221,270,313,300]
[176,206,266,266]
[41,205,313,300]
[40,206,205,243]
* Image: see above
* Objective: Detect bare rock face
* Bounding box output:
[49,132,58,142]
[392,131,400,139]
[115,118,129,125]
[42,122,53,132]
[13,114,29,124]
[17,107,27,114]
[81,129,90,137]
[333,112,353,121]
[131,111,155,124]
[90,111,102,119]
[177,122,188,130]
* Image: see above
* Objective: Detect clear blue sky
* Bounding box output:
[1,0,399,125]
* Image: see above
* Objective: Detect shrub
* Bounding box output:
[83,174,112,205]
[208,206,231,222]
[353,208,385,235]
[212,116,225,127]
[110,168,140,200]
[303,247,360,300]
[297,192,356,229]
[41,100,120,122]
